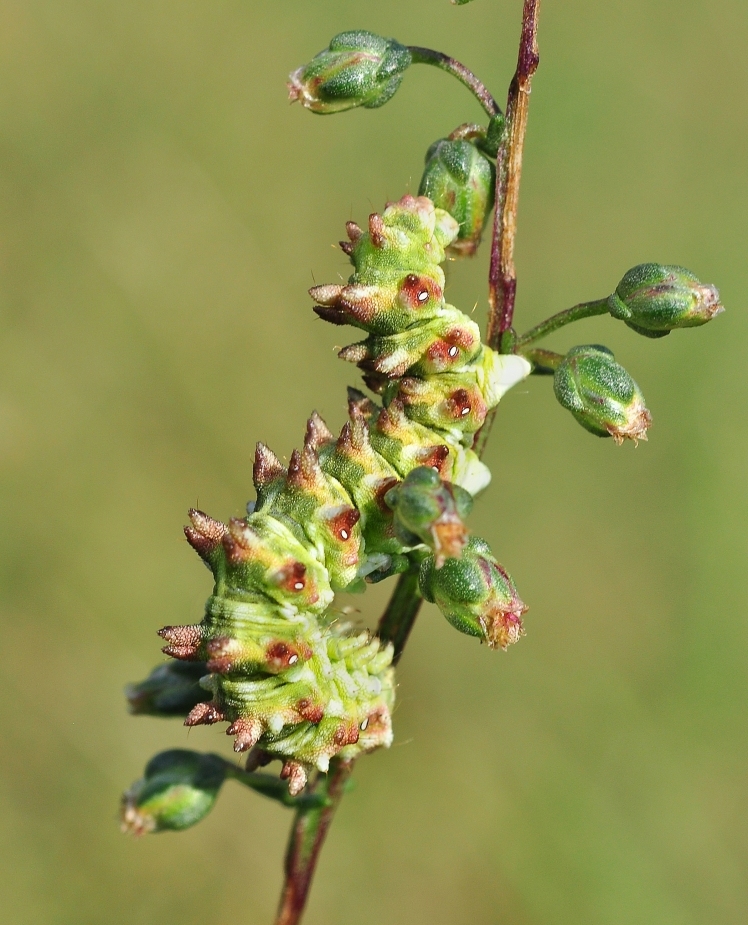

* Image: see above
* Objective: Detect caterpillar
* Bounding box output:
[158,195,531,793]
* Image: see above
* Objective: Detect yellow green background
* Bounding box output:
[1,1,746,922]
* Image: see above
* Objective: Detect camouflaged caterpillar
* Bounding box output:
[157,195,531,793]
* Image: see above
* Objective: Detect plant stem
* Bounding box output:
[408,46,501,118]
[272,568,423,925]
[516,298,609,347]
[520,347,565,373]
[273,9,542,923]
[375,564,424,664]
[486,0,542,352]
[274,759,354,925]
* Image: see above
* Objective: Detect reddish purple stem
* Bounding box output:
[487,0,541,351]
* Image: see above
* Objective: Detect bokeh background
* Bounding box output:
[1,1,746,923]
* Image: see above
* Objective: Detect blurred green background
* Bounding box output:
[1,1,746,923]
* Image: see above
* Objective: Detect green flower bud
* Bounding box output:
[121,750,227,835]
[385,466,473,565]
[418,126,495,256]
[608,264,724,337]
[288,31,412,114]
[125,661,210,718]
[553,345,651,444]
[419,536,527,650]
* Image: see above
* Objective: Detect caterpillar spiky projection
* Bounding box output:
[154,195,531,793]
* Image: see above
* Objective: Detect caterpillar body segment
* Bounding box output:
[156,195,529,791]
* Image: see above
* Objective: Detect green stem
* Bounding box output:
[408,46,501,118]
[225,765,331,810]
[520,347,565,373]
[516,298,610,347]
[274,760,354,925]
[375,564,424,665]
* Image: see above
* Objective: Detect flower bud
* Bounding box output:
[419,536,527,650]
[125,661,210,718]
[121,749,227,835]
[288,31,412,114]
[418,128,495,256]
[608,264,723,337]
[553,345,651,444]
[384,466,473,565]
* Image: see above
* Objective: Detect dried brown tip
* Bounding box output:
[280,760,308,796]
[159,624,203,660]
[338,402,371,455]
[305,411,335,451]
[227,717,262,753]
[345,220,362,243]
[184,701,225,727]
[253,442,285,488]
[288,445,323,491]
[308,283,342,306]
[368,213,386,248]
[338,343,368,364]
[185,510,226,560]
[608,403,652,446]
[339,240,354,256]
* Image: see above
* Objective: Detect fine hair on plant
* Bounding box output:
[121,3,723,923]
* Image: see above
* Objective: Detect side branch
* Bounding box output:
[486,0,541,351]
[517,298,610,347]
[408,46,501,118]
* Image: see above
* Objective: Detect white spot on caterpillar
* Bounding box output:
[448,346,459,357]
[340,529,349,540]
[294,581,304,590]
[418,290,428,302]
[360,717,369,731]
[288,655,298,665]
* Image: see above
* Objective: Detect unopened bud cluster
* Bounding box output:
[609,264,723,337]
[121,750,226,835]
[419,125,496,255]
[288,31,412,114]
[421,537,526,650]
[554,345,651,443]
